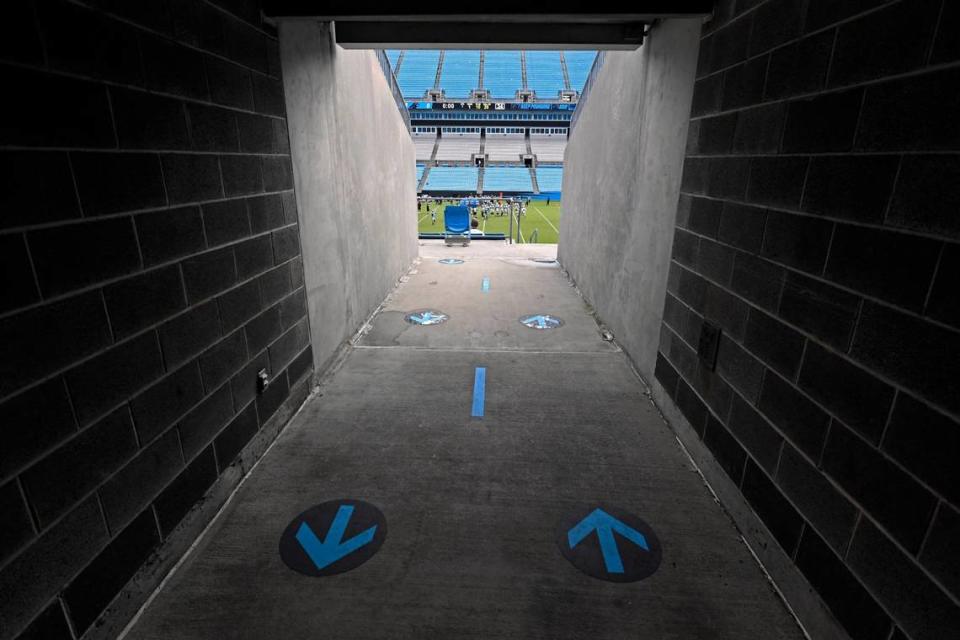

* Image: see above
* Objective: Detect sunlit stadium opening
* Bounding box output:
[383,49,597,244]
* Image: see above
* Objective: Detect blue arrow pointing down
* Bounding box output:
[567,508,649,573]
[296,505,377,570]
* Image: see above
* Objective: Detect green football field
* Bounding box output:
[417,200,562,244]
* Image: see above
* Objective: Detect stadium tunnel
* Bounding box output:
[1,2,957,640]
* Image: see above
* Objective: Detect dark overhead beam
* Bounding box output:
[333,22,648,50]
[262,2,714,22]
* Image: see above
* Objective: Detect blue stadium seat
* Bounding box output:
[440,51,481,99]
[536,166,564,192]
[424,166,479,191]
[443,205,472,245]
[397,50,441,99]
[483,166,533,192]
[525,51,565,98]
[483,51,522,99]
[564,51,597,93]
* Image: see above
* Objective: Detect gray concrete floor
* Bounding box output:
[126,248,804,640]
[418,239,558,261]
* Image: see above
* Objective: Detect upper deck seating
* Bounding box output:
[397,50,440,99]
[526,51,565,99]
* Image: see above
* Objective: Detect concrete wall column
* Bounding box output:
[559,19,701,381]
[279,22,418,374]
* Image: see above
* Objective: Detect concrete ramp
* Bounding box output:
[125,253,804,640]
[359,258,616,353]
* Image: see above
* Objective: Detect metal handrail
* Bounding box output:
[376,50,411,133]
[569,50,606,133]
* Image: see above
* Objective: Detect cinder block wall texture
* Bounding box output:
[0,1,312,637]
[655,1,959,639]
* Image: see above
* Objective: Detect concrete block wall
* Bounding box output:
[0,1,311,638]
[655,1,959,639]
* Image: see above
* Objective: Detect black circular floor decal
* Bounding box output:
[557,504,662,583]
[404,309,449,325]
[279,499,387,577]
[519,314,564,330]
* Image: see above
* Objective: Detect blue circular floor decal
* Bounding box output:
[405,310,449,325]
[439,258,464,265]
[519,314,564,330]
[557,504,662,583]
[279,499,387,577]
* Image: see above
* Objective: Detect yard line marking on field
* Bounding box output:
[418,212,430,224]
[532,205,559,234]
[471,367,486,418]
[514,212,526,244]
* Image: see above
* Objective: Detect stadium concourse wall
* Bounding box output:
[279,21,418,375]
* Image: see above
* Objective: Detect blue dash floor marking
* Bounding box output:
[471,367,486,418]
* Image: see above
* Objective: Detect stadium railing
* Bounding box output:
[376,49,411,133]
[569,50,606,133]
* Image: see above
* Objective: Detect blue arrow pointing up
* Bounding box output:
[295,505,377,570]
[411,311,444,325]
[523,315,557,328]
[567,508,649,573]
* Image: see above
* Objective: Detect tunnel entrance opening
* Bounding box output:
[396,46,581,245]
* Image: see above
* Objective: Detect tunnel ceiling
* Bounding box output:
[261,2,714,49]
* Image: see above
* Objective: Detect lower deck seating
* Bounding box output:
[483,166,533,192]
[535,166,563,192]
[424,166,478,191]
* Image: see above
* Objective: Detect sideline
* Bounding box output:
[531,204,559,234]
